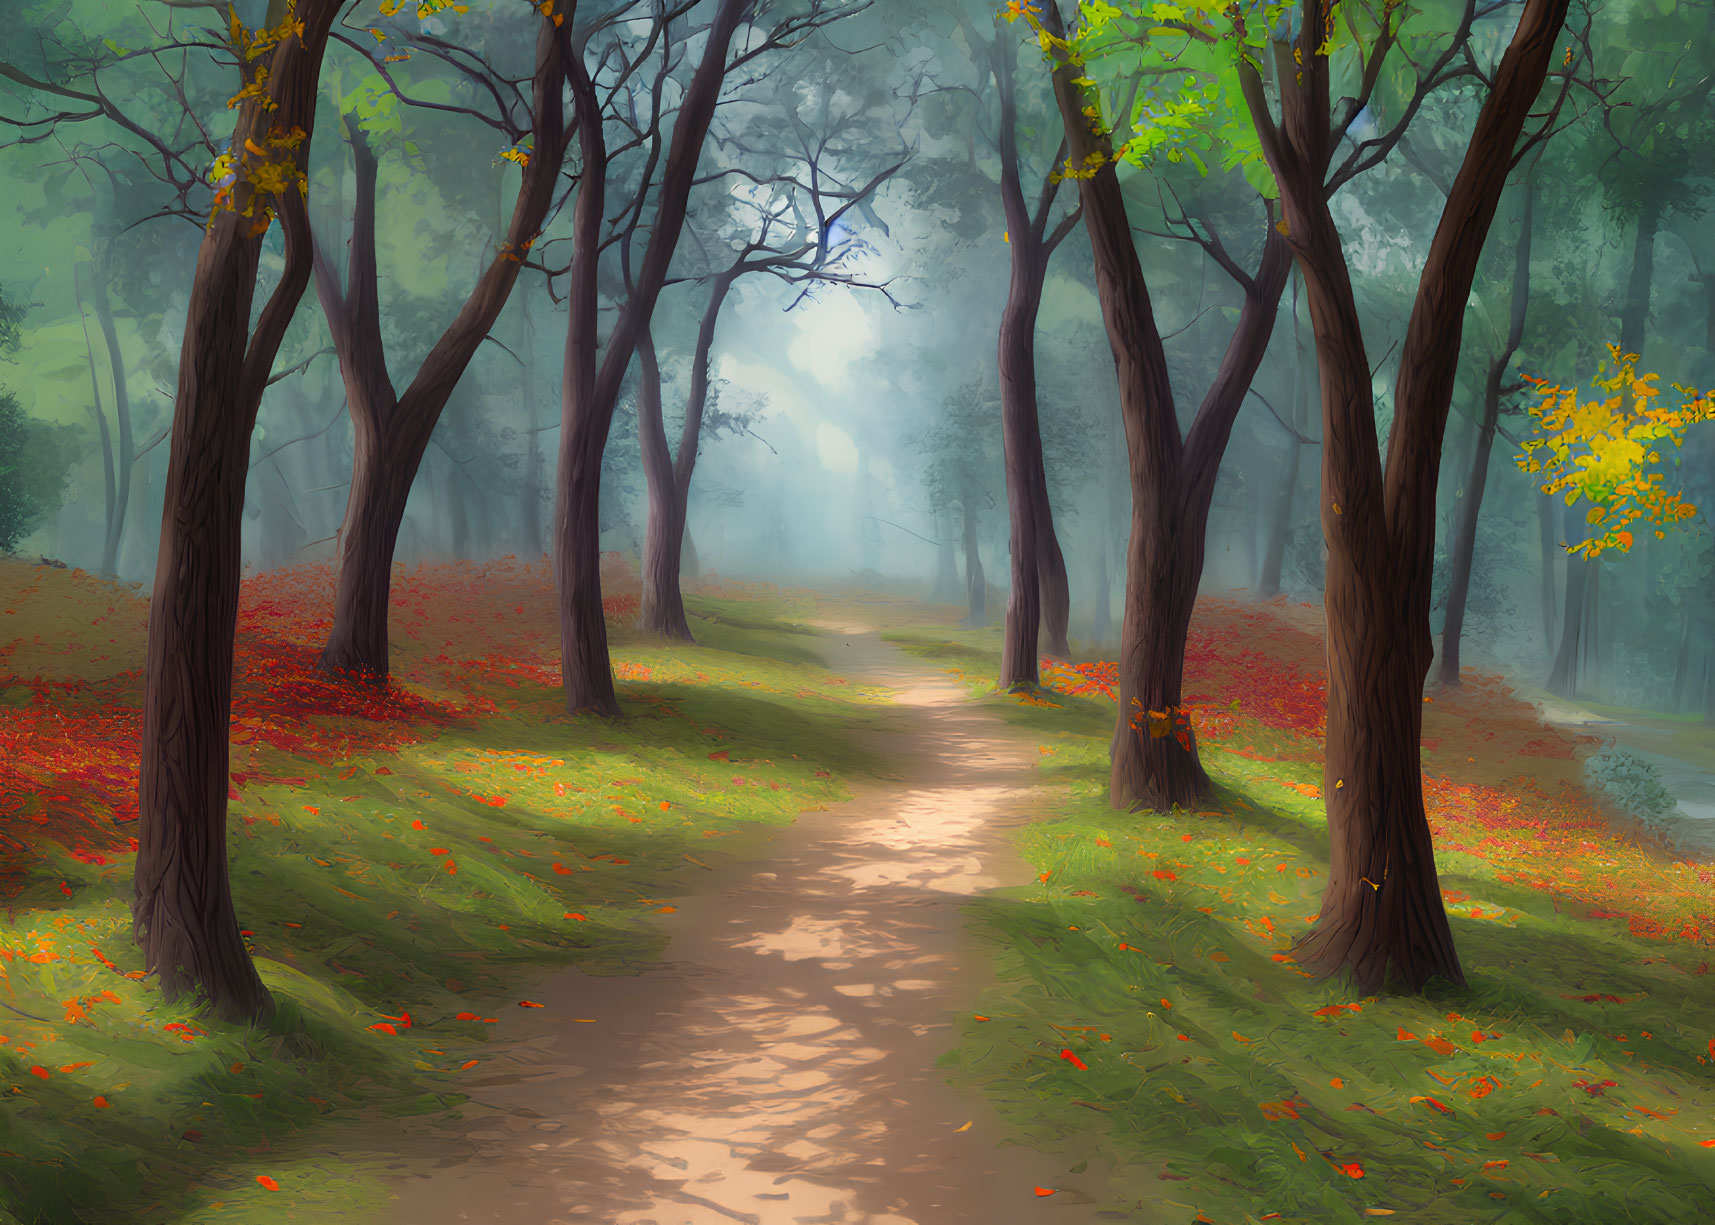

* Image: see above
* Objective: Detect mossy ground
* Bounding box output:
[889,610,1715,1225]
[0,559,891,1225]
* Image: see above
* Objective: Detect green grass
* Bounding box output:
[0,579,891,1225]
[889,631,1715,1224]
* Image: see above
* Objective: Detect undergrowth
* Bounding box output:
[0,557,886,1225]
[889,603,1715,1224]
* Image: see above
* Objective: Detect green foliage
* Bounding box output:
[1583,746,1677,828]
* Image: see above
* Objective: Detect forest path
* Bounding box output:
[381,624,1107,1225]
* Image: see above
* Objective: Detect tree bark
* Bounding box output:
[993,34,1075,686]
[1239,0,1569,990]
[1043,2,1291,810]
[554,0,747,716]
[1256,276,1310,600]
[1546,506,1589,698]
[316,21,568,679]
[134,0,345,1023]
[637,270,738,641]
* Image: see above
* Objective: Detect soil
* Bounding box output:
[380,626,1109,1224]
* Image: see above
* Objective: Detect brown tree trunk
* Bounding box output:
[134,0,344,1023]
[637,270,737,641]
[1672,606,1691,712]
[1090,545,1110,644]
[635,327,694,640]
[316,23,568,679]
[993,35,1076,686]
[555,0,746,716]
[520,300,544,561]
[1437,361,1503,686]
[1043,4,1291,810]
[1238,0,1568,990]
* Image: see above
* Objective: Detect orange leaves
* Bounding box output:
[564,912,587,921]
[445,860,458,875]
[256,1175,279,1191]
[552,862,575,875]
[1312,1003,1361,1018]
[411,819,426,831]
[28,1065,48,1079]
[1340,1162,1365,1179]
[1410,1095,1453,1116]
[1152,869,1177,881]
[1421,1035,1458,1057]
[367,1022,399,1035]
[454,1012,498,1023]
[518,1000,544,1009]
[1467,1076,1500,1100]
[428,847,451,857]
[458,1059,479,1070]
[1059,1048,1088,1070]
[91,1095,110,1108]
[708,749,730,762]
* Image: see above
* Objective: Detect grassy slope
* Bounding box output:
[0,559,891,1225]
[887,612,1715,1225]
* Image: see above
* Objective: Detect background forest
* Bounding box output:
[2,0,1715,1222]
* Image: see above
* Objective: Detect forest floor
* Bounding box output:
[3,561,1715,1224]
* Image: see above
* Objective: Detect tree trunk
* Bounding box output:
[932,508,959,604]
[135,0,344,1023]
[554,0,746,717]
[637,270,737,641]
[90,262,134,577]
[1090,545,1110,643]
[1620,203,1658,359]
[961,493,985,628]
[520,300,543,561]
[315,21,569,678]
[1437,362,1502,687]
[1672,606,1691,712]
[992,35,1074,686]
[74,265,117,568]
[1255,276,1309,601]
[1538,491,1559,654]
[635,327,694,640]
[1546,512,1589,698]
[1235,0,1568,990]
[1042,2,1292,811]
[1581,556,1602,698]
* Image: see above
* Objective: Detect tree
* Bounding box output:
[940,4,1083,681]
[134,0,358,1021]
[1232,0,1573,991]
[551,0,861,716]
[0,286,82,553]
[311,7,571,679]
[630,54,910,640]
[919,378,1002,627]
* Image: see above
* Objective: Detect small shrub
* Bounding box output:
[1583,746,1678,829]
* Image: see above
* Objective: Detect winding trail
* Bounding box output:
[382,626,1107,1224]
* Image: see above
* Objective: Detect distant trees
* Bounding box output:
[0,287,80,553]
[918,379,1002,627]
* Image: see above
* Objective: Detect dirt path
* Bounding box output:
[381,627,1108,1224]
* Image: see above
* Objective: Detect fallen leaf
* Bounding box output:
[564,912,588,921]
[256,1176,278,1191]
[1034,1187,1056,1197]
[519,1000,544,1008]
[1059,1048,1088,1070]
[954,1121,972,1132]
[92,1096,109,1108]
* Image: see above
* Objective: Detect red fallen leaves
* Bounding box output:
[1571,1078,1617,1096]
[1033,1186,1057,1197]
[256,1176,279,1191]
[1410,1095,1454,1115]
[519,1000,544,1008]
[454,1012,499,1023]
[1152,869,1177,882]
[1059,1049,1088,1070]
[1258,1096,1307,1121]
[1313,1003,1361,1018]
[1340,1162,1365,1179]
[708,749,730,762]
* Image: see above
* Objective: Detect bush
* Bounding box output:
[0,390,82,554]
[1583,746,1678,829]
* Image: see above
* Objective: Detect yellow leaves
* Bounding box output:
[1516,346,1712,557]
